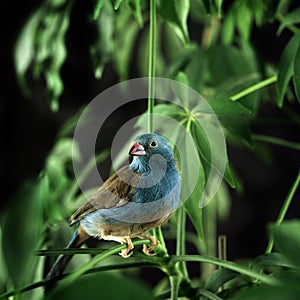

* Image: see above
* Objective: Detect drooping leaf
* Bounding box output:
[157,0,190,44]
[277,32,300,107]
[113,8,140,80]
[90,1,114,79]
[272,220,300,269]
[14,8,41,96]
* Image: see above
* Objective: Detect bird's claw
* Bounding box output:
[119,236,134,258]
[139,235,159,256]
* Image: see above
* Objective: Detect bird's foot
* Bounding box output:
[138,234,159,256]
[101,234,134,258]
[119,236,134,258]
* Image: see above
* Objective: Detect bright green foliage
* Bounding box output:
[5,0,300,299]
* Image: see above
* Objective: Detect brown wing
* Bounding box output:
[69,165,141,226]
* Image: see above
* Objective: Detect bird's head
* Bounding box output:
[129,133,175,172]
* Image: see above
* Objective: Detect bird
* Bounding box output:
[45,133,181,282]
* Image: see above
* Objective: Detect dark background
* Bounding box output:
[1,0,300,265]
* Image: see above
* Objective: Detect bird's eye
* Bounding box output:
[150,140,158,147]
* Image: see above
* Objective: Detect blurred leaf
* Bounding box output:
[92,0,105,20]
[204,268,240,293]
[215,0,223,17]
[215,182,232,221]
[34,0,73,112]
[201,0,212,14]
[278,7,300,34]
[127,0,144,27]
[272,220,300,269]
[113,8,139,80]
[277,32,300,107]
[0,227,8,293]
[219,115,252,147]
[90,1,114,79]
[249,253,294,273]
[173,72,190,109]
[232,284,300,300]
[221,10,234,45]
[14,8,41,96]
[293,41,300,103]
[157,0,190,44]
[47,272,155,300]
[113,0,123,10]
[2,174,48,287]
[236,1,252,42]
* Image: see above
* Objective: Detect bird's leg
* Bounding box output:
[138,234,159,256]
[101,234,134,258]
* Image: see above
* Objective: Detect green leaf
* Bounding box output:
[113,8,139,80]
[182,132,206,240]
[127,0,144,27]
[235,1,252,42]
[293,41,300,103]
[277,32,300,107]
[215,0,223,17]
[158,0,190,44]
[232,284,300,300]
[90,1,114,79]
[14,9,41,96]
[250,253,294,273]
[47,272,155,300]
[93,0,105,20]
[219,115,252,147]
[193,97,252,116]
[113,0,123,10]
[2,175,48,287]
[221,10,234,45]
[278,7,300,34]
[272,220,300,269]
[201,0,212,14]
[205,268,240,293]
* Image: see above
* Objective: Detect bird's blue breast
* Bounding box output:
[80,158,181,236]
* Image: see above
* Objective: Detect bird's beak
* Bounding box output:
[129,142,146,156]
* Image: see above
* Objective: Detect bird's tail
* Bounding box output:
[44,228,87,292]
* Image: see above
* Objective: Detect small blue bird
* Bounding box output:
[45,133,181,281]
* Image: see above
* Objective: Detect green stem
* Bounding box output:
[265,169,300,253]
[148,0,156,133]
[253,134,300,151]
[170,255,280,286]
[176,207,188,278]
[57,239,151,287]
[169,275,180,300]
[230,75,277,101]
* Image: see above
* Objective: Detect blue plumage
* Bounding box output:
[45,133,181,281]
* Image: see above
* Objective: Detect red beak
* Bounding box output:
[129,142,146,156]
